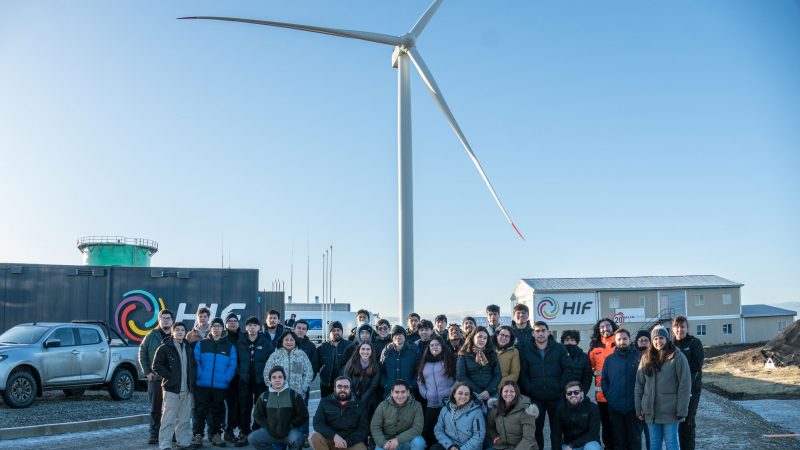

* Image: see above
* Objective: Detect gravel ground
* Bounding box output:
[1,388,798,449]
[0,389,149,429]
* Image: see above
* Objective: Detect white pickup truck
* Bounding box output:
[0,321,145,408]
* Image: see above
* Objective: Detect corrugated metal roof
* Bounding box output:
[522,275,743,292]
[741,304,797,318]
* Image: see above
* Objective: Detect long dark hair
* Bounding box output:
[418,335,456,384]
[343,341,378,378]
[460,326,495,357]
[589,318,618,348]
[494,380,521,416]
[641,336,677,376]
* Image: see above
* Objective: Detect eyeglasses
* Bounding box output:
[377,326,389,331]
[334,384,350,390]
[566,390,581,397]
[497,333,511,339]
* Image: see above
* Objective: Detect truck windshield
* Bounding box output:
[0,325,50,344]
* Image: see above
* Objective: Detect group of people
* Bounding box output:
[139,304,704,450]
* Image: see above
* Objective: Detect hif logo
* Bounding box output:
[538,297,559,320]
[114,290,165,343]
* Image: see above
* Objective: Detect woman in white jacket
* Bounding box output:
[264,330,313,399]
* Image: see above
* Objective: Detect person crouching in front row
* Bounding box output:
[248,366,308,450]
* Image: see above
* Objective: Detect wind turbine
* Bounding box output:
[180,0,523,320]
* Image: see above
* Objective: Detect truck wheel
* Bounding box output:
[109,368,134,401]
[3,370,37,408]
[63,388,86,397]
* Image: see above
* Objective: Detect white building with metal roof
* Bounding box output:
[509,275,768,346]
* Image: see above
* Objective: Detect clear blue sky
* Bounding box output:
[2,1,798,319]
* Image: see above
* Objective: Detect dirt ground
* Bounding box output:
[704,346,800,400]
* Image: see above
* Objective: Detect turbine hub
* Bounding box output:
[399,33,416,50]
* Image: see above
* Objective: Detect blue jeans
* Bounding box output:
[648,423,680,450]
[562,442,601,450]
[377,436,426,450]
[248,427,303,450]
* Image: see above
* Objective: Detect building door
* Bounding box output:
[660,290,686,318]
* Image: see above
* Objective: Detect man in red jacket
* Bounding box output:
[588,318,617,450]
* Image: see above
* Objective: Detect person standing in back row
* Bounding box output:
[138,308,174,446]
[588,318,618,450]
[318,321,353,398]
[519,321,573,450]
[601,329,642,450]
[193,317,238,448]
[671,316,704,450]
[236,316,274,447]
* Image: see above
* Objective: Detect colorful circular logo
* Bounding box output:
[114,290,165,343]
[538,297,559,320]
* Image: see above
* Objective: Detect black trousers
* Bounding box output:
[225,375,241,434]
[609,410,642,450]
[147,379,164,438]
[533,398,560,450]
[423,406,441,447]
[679,383,702,450]
[193,386,226,436]
[598,401,613,449]
[239,380,266,435]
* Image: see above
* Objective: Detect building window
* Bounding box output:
[639,296,650,307]
[609,296,620,309]
[696,324,707,336]
[778,320,788,332]
[694,295,705,306]
[723,323,733,335]
[722,294,732,305]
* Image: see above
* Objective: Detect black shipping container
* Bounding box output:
[0,264,259,342]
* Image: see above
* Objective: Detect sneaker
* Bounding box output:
[211,434,228,448]
[235,435,249,448]
[148,436,158,445]
[224,431,237,443]
[191,434,204,449]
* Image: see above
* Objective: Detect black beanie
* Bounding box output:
[225,313,239,322]
[330,321,343,332]
[211,317,224,327]
[391,325,406,336]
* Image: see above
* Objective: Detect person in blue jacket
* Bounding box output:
[380,325,420,395]
[602,328,643,450]
[193,317,238,448]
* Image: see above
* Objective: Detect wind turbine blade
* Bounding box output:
[178,16,403,47]
[407,47,524,240]
[409,0,444,39]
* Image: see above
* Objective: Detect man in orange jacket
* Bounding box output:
[588,318,617,450]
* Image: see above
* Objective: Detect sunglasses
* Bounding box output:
[566,390,581,397]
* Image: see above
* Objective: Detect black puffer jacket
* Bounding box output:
[518,338,573,401]
[564,344,593,394]
[152,338,197,394]
[553,397,600,449]
[674,334,704,389]
[380,342,420,392]
[456,351,501,396]
[313,394,369,447]
[318,339,353,388]
[237,332,274,384]
[511,322,533,349]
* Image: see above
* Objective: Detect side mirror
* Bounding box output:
[44,339,61,348]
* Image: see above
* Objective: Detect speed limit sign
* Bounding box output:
[613,311,625,326]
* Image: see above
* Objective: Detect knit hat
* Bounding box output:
[358,324,374,335]
[330,321,343,332]
[225,313,239,322]
[211,317,224,327]
[245,316,261,326]
[635,329,650,343]
[391,325,406,336]
[651,326,670,340]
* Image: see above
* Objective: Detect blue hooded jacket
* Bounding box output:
[601,346,641,413]
[194,332,238,389]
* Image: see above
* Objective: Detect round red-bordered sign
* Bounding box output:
[613,311,625,326]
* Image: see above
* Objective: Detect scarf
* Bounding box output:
[474,347,489,366]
